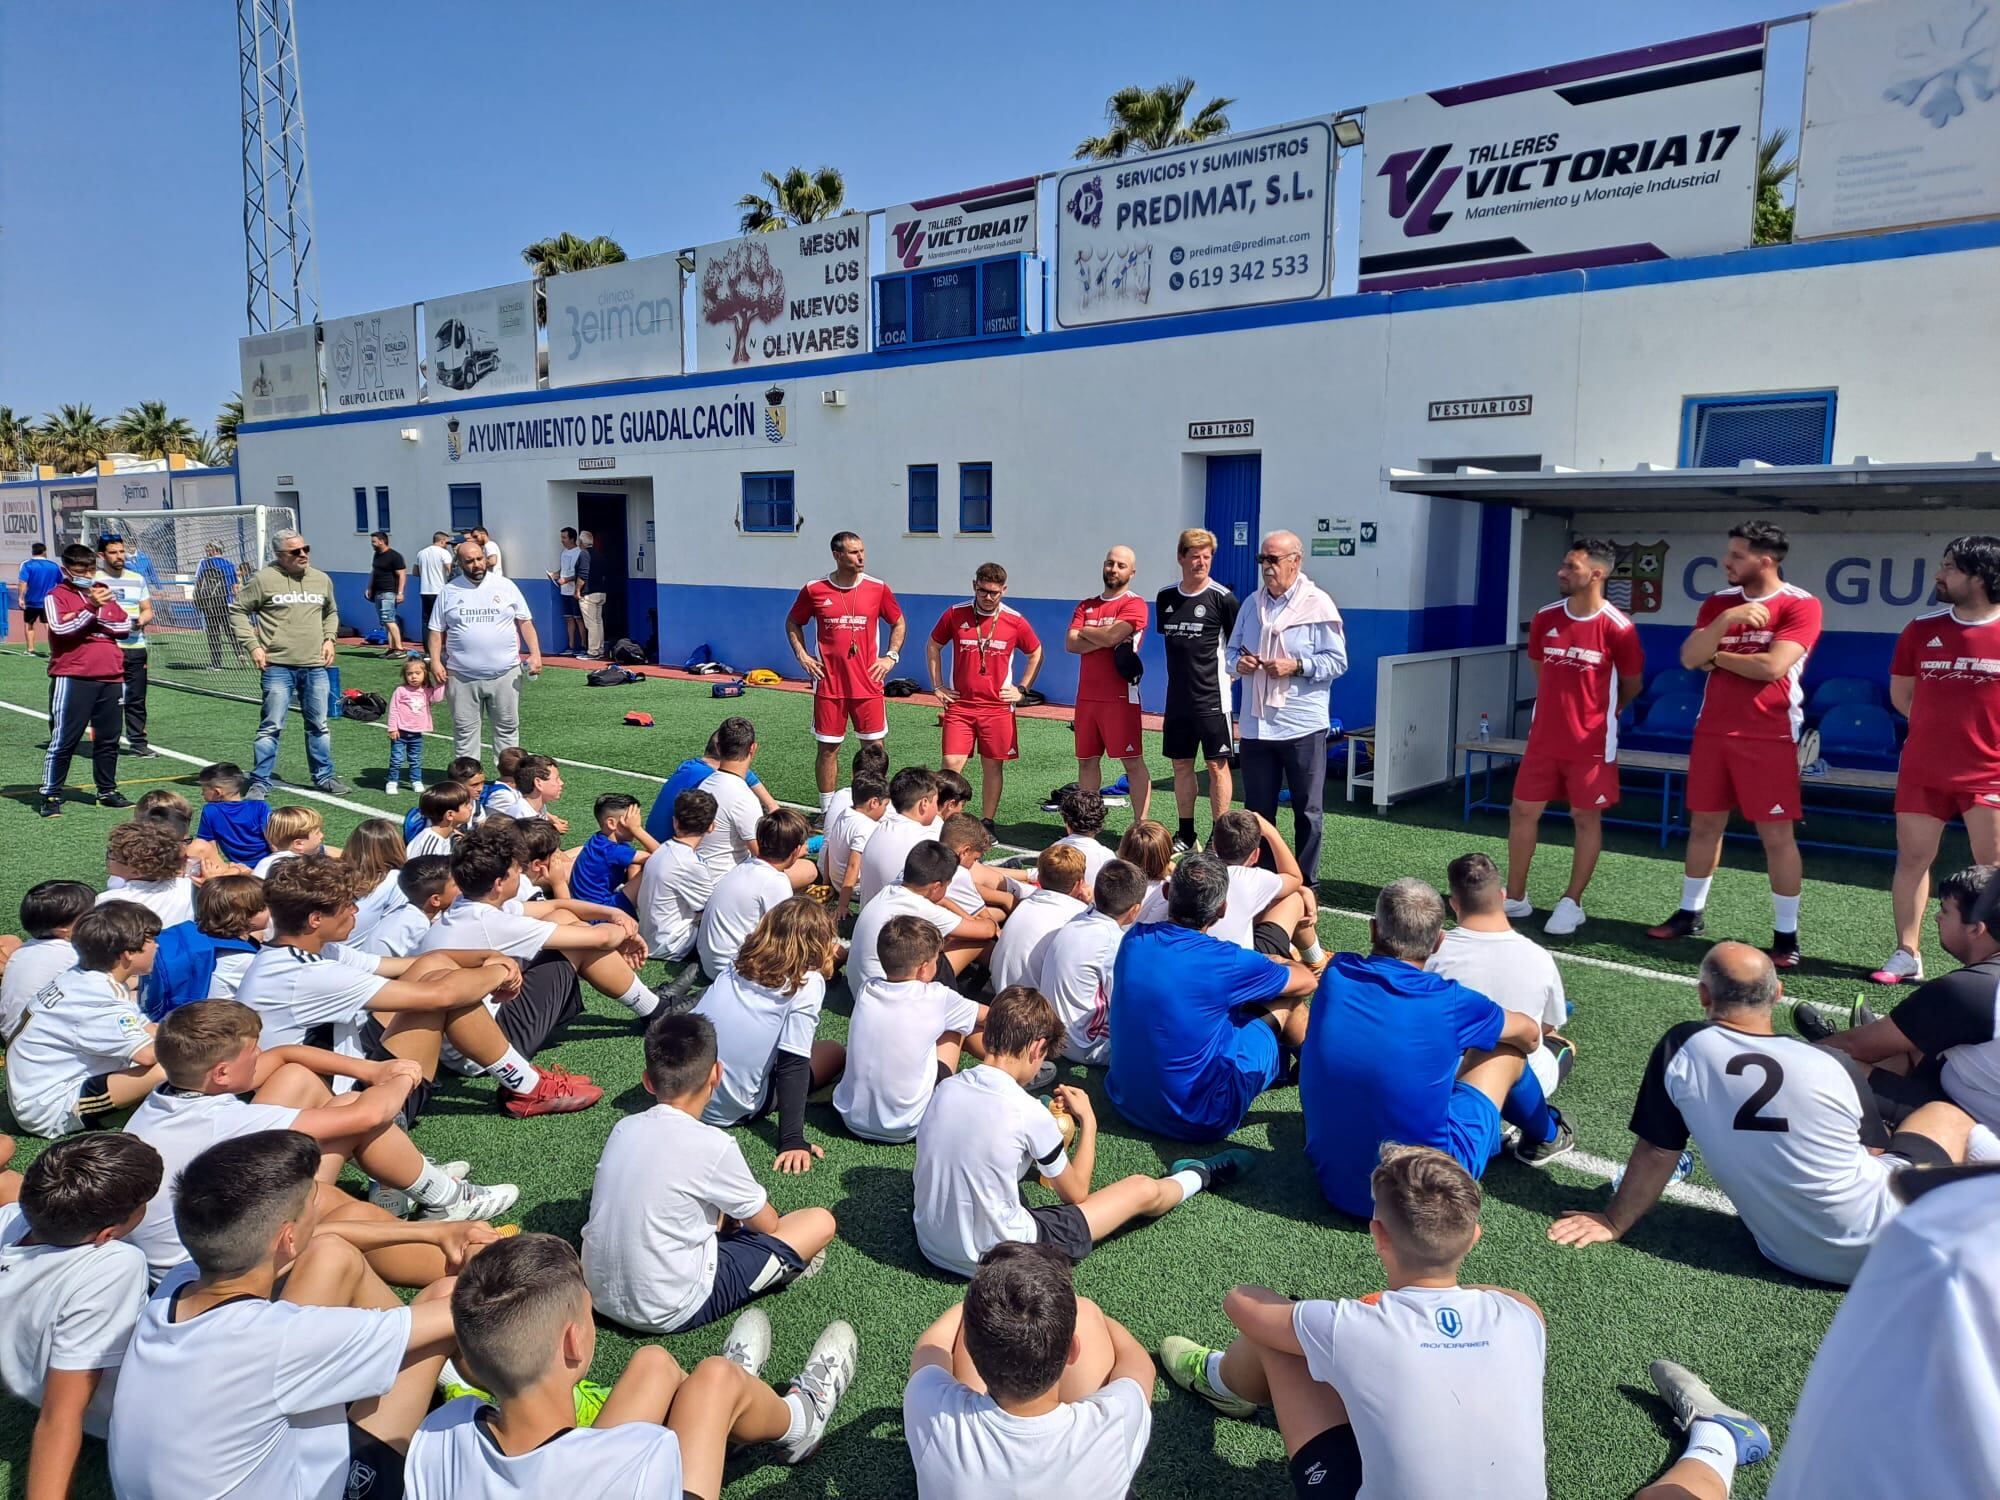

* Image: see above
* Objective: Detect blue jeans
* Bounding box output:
[253,665,334,786]
[388,731,424,781]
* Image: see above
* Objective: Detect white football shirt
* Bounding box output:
[482,784,536,822]
[694,967,826,1125]
[406,1395,685,1497]
[581,1105,767,1334]
[637,839,718,961]
[1038,908,1126,1065]
[857,809,937,908]
[904,1363,1152,1499]
[431,573,531,678]
[422,897,554,962]
[1427,925,1567,1093]
[124,1088,302,1282]
[822,794,878,888]
[1,937,76,1043]
[1054,834,1113,890]
[834,978,981,1142]
[406,825,458,859]
[0,1202,148,1438]
[847,884,964,989]
[694,770,761,878]
[346,870,404,949]
[233,942,388,1075]
[5,968,155,1138]
[98,880,195,929]
[696,859,790,978]
[914,1065,1070,1277]
[989,888,1087,993]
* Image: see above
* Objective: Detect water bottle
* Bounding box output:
[1478,712,1491,742]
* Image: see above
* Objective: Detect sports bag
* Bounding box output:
[587,666,640,687]
[341,690,387,722]
[611,638,648,665]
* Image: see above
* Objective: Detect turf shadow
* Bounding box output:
[521,1194,590,1242]
[828,1163,959,1281]
[777,1402,907,1497]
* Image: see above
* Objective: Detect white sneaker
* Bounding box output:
[369,1160,470,1218]
[780,1321,858,1464]
[1544,897,1587,936]
[722,1307,773,1378]
[415,1179,521,1222]
[1502,897,1534,920]
[385,780,400,795]
[411,781,425,793]
[1870,947,1924,985]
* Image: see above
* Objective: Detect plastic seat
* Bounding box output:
[1638,667,1707,707]
[1807,676,1886,716]
[1816,703,1902,771]
[1622,692,1703,754]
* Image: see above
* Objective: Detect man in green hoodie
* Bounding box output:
[231,527,350,796]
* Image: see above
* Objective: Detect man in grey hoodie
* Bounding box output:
[231,527,349,796]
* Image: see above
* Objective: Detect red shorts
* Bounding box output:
[1074,698,1143,760]
[811,692,887,744]
[1687,737,1802,821]
[942,701,1018,761]
[1514,750,1620,809]
[1894,774,2000,822]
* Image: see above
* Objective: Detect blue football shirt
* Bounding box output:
[1299,952,1506,1217]
[198,799,273,866]
[569,831,638,907]
[19,557,62,608]
[1106,922,1290,1142]
[645,758,763,843]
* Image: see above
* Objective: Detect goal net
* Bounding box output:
[80,504,298,704]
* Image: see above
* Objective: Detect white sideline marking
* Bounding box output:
[1570,1149,1737,1216]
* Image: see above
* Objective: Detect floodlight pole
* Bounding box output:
[238,0,321,333]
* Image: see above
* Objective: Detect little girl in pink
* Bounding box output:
[386,657,444,794]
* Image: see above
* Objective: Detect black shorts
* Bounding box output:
[1028,1202,1094,1263]
[1885,1126,1956,1170]
[1162,711,1236,764]
[23,605,46,624]
[77,1073,122,1127]
[345,1420,406,1500]
[1868,1055,1950,1128]
[1288,1423,1362,1499]
[560,596,582,618]
[1253,920,1294,957]
[676,1225,806,1331]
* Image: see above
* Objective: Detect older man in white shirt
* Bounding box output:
[1225,530,1346,882]
[428,539,541,762]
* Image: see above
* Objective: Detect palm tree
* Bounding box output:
[36,404,109,474]
[737,167,849,234]
[1754,128,1799,245]
[114,399,198,459]
[186,433,228,469]
[1075,78,1235,160]
[215,395,242,458]
[521,233,628,325]
[0,406,33,472]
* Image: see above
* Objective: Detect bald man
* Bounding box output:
[427,540,540,762]
[1066,544,1151,823]
[1550,940,1977,1285]
[1226,531,1346,882]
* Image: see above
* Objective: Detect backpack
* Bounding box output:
[610,638,648,665]
[883,677,920,698]
[402,806,426,841]
[142,923,260,1021]
[342,689,387,722]
[587,665,640,687]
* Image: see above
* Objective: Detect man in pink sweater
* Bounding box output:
[41,543,132,818]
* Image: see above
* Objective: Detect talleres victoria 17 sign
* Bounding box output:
[1359,24,1765,291]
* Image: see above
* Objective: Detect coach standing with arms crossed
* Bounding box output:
[430,538,541,763]
[232,527,347,796]
[1227,530,1345,884]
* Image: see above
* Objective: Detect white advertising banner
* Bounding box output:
[423,283,537,400]
[239,327,322,421]
[320,304,419,412]
[96,473,170,513]
[1053,119,1332,328]
[1,492,43,577]
[1796,0,2000,240]
[693,220,868,369]
[1358,25,1765,292]
[441,382,796,467]
[544,253,685,388]
[885,179,1040,270]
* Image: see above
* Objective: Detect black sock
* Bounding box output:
[1177,818,1197,842]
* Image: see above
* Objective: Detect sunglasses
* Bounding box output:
[1255,553,1296,566]
[280,545,311,556]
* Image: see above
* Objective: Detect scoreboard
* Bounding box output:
[875,254,1029,351]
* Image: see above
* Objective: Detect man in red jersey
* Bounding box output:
[1647,521,1822,967]
[786,530,906,814]
[38,543,132,818]
[1876,536,2000,986]
[1067,544,1151,824]
[928,561,1045,827]
[1505,538,1645,937]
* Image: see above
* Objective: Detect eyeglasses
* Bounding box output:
[1255,553,1297,566]
[280,545,311,556]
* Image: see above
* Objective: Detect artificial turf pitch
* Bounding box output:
[0,641,1958,1498]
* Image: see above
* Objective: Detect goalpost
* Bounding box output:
[79,504,299,704]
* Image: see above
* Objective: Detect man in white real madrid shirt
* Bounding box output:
[1549,942,1977,1284]
[428,540,541,763]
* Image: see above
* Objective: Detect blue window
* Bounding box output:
[353,487,368,532]
[959,463,992,534]
[1680,391,1837,468]
[375,486,391,532]
[448,484,483,532]
[742,472,795,533]
[908,465,939,534]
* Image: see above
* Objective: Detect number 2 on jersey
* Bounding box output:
[1726,1053,1791,1132]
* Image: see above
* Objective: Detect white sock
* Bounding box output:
[1204,1351,1245,1402]
[1168,1168,1206,1202]
[618,977,660,1018]
[1772,893,1800,934]
[1680,1418,1739,1491]
[405,1160,463,1209]
[781,1389,813,1444]
[485,1047,541,1094]
[1682,876,1713,912]
[1970,1123,2000,1162]
[1297,936,1326,966]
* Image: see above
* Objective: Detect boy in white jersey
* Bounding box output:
[824,768,889,923]
[407,1232,857,1497]
[1164,1144,1547,1499]
[99,818,196,927]
[1549,941,1976,1284]
[1052,786,1115,890]
[836,916,986,1143]
[988,843,1089,994]
[697,807,815,979]
[0,1134,160,1500]
[906,1240,1152,1498]
[848,840,999,989]
[109,1129,464,1500]
[1037,858,1147,1066]
[354,855,457,960]
[408,781,476,858]
[938,812,1022,921]
[1,880,94,1044]
[638,787,721,961]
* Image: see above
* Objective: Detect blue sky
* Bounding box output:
[0,0,1806,434]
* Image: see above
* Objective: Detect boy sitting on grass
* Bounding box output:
[940,812,1022,921]
[406,1233,858,1496]
[351,854,457,960]
[5,902,165,1139]
[195,761,271,867]
[637,789,721,964]
[835,916,986,1144]
[99,818,197,927]
[1161,1144,1547,1498]
[408,781,476,859]
[824,768,889,924]
[906,1241,1154,1496]
[583,1013,837,1336]
[2,880,95,1046]
[254,804,331,877]
[913,985,1253,1277]
[142,873,267,1017]
[568,792,657,914]
[0,1134,161,1500]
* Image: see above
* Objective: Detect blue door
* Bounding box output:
[1203,454,1261,602]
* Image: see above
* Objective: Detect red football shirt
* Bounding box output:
[1892,607,2000,788]
[1069,592,1147,703]
[930,602,1042,704]
[787,573,903,700]
[1525,600,1645,760]
[1693,584,1823,742]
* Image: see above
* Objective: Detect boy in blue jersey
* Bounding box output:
[16,542,64,656]
[570,794,657,914]
[1298,878,1544,1218]
[195,763,272,861]
[1106,854,1317,1142]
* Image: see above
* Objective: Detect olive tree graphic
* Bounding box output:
[700,239,786,366]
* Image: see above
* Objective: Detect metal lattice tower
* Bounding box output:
[238,0,320,333]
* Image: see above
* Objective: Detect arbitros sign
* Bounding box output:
[544,253,686,388]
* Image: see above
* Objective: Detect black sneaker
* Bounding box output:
[1791,1001,1838,1043]
[1645,908,1707,941]
[122,744,158,758]
[981,817,998,838]
[98,792,133,809]
[1767,931,1802,971]
[38,797,63,818]
[1512,1111,1577,1165]
[1171,835,1199,858]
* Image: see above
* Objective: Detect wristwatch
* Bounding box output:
[883,652,900,664]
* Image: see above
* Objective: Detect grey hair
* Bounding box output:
[270,528,305,557]
[1698,947,1779,1014]
[1166,851,1230,932]
[1373,877,1446,962]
